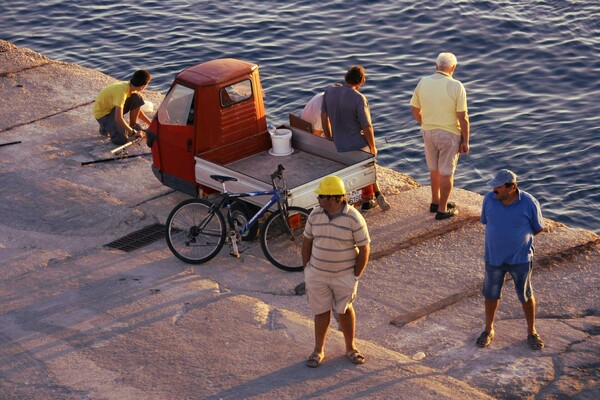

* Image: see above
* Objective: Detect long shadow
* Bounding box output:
[204,359,440,400]
[0,255,226,378]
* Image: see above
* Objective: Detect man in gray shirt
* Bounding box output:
[322,65,390,211]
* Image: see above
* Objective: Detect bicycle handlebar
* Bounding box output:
[270,164,285,182]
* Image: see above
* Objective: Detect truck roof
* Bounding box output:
[177,58,258,87]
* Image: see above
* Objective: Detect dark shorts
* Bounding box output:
[96,93,145,145]
[482,261,533,304]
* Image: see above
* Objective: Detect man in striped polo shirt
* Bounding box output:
[302,176,371,368]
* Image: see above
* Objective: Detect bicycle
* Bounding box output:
[165,164,310,272]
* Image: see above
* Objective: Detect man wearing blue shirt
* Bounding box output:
[477,169,545,350]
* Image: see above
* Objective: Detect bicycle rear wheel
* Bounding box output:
[165,198,226,264]
[260,206,310,272]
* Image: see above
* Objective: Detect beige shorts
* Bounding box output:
[422,129,460,176]
[305,266,358,315]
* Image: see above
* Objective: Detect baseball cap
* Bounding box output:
[487,169,517,187]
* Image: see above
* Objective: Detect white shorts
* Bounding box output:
[422,129,460,176]
[304,266,358,315]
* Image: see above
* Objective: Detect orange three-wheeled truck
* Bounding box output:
[149,58,377,211]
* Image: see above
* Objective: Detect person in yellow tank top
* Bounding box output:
[93,70,153,145]
[410,53,470,220]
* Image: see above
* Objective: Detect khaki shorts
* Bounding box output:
[422,129,460,176]
[305,266,358,315]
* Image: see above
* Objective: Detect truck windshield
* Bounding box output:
[158,84,195,126]
[220,79,252,107]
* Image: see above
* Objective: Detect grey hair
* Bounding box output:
[436,52,458,70]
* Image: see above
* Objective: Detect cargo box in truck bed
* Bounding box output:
[194,126,376,210]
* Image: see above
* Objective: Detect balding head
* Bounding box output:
[436,53,458,72]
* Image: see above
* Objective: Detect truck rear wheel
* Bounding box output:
[260,206,310,272]
[231,201,259,241]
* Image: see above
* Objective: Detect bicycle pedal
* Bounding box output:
[229,251,241,258]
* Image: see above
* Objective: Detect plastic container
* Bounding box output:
[269,128,293,156]
[141,100,154,113]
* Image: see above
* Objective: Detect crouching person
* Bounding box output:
[93,69,152,146]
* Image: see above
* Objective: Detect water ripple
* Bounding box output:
[1,0,598,232]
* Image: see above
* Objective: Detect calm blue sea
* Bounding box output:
[2,0,599,233]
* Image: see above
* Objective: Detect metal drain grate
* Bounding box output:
[104,223,166,252]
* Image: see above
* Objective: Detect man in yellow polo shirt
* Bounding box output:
[93,70,153,145]
[410,53,470,220]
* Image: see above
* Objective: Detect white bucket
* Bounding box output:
[269,128,293,156]
[141,100,154,113]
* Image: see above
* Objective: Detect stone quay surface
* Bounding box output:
[1,40,598,399]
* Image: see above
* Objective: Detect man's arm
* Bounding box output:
[457,111,470,154]
[302,237,313,268]
[321,111,333,141]
[362,125,377,157]
[354,243,370,278]
[139,109,152,125]
[411,106,422,125]
[114,106,135,135]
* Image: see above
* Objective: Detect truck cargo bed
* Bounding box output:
[227,149,346,188]
[194,127,376,210]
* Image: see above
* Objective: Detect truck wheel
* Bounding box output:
[231,201,259,241]
[165,198,226,264]
[260,206,310,272]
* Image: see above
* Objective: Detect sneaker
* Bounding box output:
[430,202,456,213]
[361,199,377,211]
[376,194,391,211]
[435,208,458,220]
[99,127,108,137]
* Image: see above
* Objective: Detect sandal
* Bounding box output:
[306,352,324,368]
[346,349,366,364]
[528,333,544,350]
[476,331,494,347]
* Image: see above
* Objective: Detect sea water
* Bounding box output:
[2,0,598,233]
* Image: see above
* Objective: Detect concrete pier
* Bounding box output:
[1,39,598,399]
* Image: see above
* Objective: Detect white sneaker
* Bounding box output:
[376,194,391,211]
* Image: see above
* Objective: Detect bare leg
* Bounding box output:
[522,296,537,335]
[313,311,331,356]
[438,174,454,213]
[337,305,356,352]
[484,299,500,335]
[373,181,381,194]
[430,170,441,205]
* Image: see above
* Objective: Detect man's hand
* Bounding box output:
[459,141,469,154]
[131,129,146,139]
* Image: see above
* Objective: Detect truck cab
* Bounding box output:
[150,58,271,196]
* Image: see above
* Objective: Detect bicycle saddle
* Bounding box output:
[210,175,238,183]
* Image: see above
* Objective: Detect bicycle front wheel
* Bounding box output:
[260,206,310,272]
[165,198,226,264]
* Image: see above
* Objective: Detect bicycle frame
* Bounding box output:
[220,188,284,236]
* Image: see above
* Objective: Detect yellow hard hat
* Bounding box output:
[314,176,346,196]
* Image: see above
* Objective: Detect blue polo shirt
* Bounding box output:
[481,189,544,266]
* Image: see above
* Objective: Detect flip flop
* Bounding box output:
[528,333,544,350]
[306,352,324,368]
[346,349,366,364]
[476,331,494,347]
